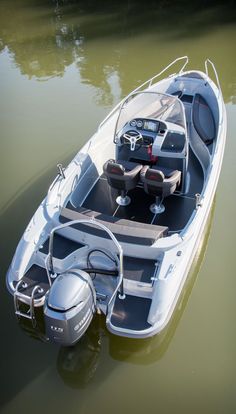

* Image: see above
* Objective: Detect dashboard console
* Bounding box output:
[119,118,186,156]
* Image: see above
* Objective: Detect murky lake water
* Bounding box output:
[0,1,236,413]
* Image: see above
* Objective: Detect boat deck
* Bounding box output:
[76,150,203,233]
[110,295,152,331]
[39,233,85,259]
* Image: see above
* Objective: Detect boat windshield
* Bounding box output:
[115,91,185,139]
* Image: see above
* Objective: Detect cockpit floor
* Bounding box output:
[70,149,203,233]
[81,178,195,232]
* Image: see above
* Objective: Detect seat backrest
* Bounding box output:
[106,160,125,176]
[142,167,181,198]
[145,169,164,183]
[104,159,143,192]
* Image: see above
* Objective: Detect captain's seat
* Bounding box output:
[103,159,143,206]
[140,166,181,214]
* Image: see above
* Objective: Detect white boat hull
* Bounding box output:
[6,57,227,341]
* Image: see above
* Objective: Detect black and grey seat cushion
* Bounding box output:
[103,159,143,192]
[140,165,181,198]
[192,94,216,145]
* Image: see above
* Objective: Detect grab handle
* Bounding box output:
[46,218,125,304]
[205,59,222,96]
[98,56,189,130]
[148,55,189,87]
[132,56,189,92]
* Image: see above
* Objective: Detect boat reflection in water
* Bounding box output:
[56,202,215,387]
[57,317,103,388]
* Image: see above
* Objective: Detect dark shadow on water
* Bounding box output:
[0,150,76,408]
[56,201,215,388]
[57,316,103,389]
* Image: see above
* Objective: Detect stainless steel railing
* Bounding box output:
[205,58,222,96]
[45,217,125,306]
[98,55,189,130]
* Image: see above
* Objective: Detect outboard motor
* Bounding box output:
[44,269,96,346]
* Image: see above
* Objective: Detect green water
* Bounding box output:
[0,1,236,413]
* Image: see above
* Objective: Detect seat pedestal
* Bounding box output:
[150,196,165,214]
[116,190,131,206]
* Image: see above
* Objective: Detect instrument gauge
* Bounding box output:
[137,120,143,128]
[130,120,136,127]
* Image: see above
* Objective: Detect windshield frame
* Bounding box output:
[113,91,187,143]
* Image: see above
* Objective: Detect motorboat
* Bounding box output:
[6,56,227,346]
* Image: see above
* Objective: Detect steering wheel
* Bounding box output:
[121,130,143,151]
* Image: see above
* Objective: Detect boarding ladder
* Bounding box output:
[14,280,44,328]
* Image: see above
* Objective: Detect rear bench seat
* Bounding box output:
[59,206,168,246]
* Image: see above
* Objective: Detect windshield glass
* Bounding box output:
[115,91,185,138]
